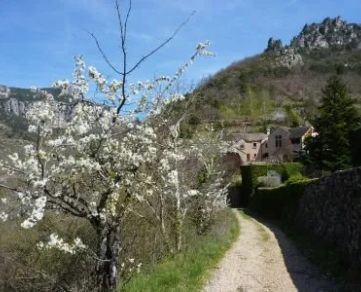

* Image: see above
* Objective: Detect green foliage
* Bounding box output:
[241,163,302,206]
[286,173,308,184]
[123,209,239,292]
[230,174,242,187]
[212,121,223,131]
[284,105,300,127]
[249,179,314,221]
[0,214,97,291]
[303,75,361,172]
[188,115,201,126]
[303,95,319,122]
[219,105,238,119]
[196,167,208,188]
[263,66,292,78]
[350,128,361,167]
[240,87,274,119]
[165,45,361,133]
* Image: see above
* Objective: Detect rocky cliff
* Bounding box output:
[265,38,304,68]
[291,16,361,51]
[264,16,361,69]
[0,85,74,137]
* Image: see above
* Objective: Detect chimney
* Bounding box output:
[266,128,270,136]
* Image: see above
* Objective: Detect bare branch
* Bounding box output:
[124,0,132,40]
[126,10,196,75]
[86,30,124,75]
[0,182,20,192]
[114,0,130,115]
[89,1,194,118]
[115,0,125,43]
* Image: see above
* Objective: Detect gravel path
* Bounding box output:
[203,210,337,292]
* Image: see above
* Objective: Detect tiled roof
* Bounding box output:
[270,126,311,139]
[289,127,310,139]
[235,132,268,142]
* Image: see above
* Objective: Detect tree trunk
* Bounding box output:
[159,192,171,252]
[96,224,122,292]
[175,209,183,251]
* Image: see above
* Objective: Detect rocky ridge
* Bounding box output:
[265,16,361,69]
[0,85,74,136]
[291,16,361,51]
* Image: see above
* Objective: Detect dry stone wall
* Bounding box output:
[296,167,361,264]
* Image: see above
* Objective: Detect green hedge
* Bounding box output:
[249,178,315,222]
[241,163,301,206]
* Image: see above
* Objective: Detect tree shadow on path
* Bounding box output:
[241,209,360,292]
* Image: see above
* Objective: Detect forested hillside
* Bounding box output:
[174,16,361,137]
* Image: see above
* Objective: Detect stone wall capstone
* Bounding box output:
[296,167,361,264]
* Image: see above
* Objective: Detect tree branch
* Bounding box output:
[126,10,196,75]
[114,0,129,115]
[0,183,20,192]
[86,30,124,75]
[124,0,132,40]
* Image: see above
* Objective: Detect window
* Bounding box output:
[291,138,301,145]
[265,143,268,148]
[275,135,282,148]
[253,143,257,149]
[240,144,245,150]
[254,153,257,158]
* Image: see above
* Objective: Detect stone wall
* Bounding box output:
[296,167,361,264]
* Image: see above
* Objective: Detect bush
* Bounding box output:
[249,179,315,221]
[230,174,242,187]
[0,214,97,292]
[241,163,302,205]
[257,176,282,188]
[188,115,201,126]
[286,173,308,184]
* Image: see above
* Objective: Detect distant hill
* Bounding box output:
[175,16,361,138]
[0,85,72,139]
[2,17,361,140]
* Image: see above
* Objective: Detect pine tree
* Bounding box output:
[304,75,360,172]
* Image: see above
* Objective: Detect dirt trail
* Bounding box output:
[203,210,337,292]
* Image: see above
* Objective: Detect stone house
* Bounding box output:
[264,126,314,161]
[230,133,268,165]
[227,126,315,166]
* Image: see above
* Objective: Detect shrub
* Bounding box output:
[241,163,302,205]
[231,174,242,187]
[188,115,201,126]
[249,179,315,222]
[257,176,282,188]
[286,173,308,184]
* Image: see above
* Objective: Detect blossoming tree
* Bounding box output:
[0,1,230,291]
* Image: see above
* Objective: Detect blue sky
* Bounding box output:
[1,0,361,89]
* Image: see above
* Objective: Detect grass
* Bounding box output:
[239,209,251,220]
[123,209,240,292]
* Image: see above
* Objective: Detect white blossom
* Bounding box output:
[0,42,220,267]
[37,233,87,254]
[0,212,8,222]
